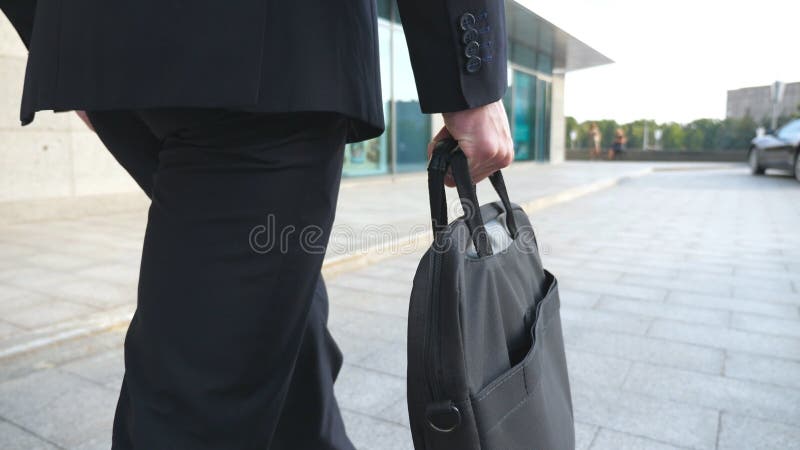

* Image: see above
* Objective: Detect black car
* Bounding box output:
[749,118,800,181]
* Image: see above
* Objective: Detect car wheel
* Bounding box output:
[794,150,800,182]
[749,148,765,175]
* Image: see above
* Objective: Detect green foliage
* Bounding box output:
[564,115,763,151]
[661,123,685,150]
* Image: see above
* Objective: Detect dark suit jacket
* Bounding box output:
[1,0,507,143]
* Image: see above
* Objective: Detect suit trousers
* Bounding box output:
[87,108,356,449]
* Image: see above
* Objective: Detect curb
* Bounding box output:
[322,166,654,277]
[0,307,134,360]
[650,163,743,172]
[0,166,654,360]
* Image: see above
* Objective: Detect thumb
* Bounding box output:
[427,126,452,159]
[428,127,457,187]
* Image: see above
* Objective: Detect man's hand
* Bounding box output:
[428,100,514,187]
[75,110,94,132]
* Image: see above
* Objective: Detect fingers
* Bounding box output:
[431,99,514,187]
[427,127,452,159]
[441,100,514,185]
[466,134,513,183]
[428,127,458,186]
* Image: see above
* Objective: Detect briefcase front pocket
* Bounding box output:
[470,273,575,450]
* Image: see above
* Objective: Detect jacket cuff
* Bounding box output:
[396,0,508,114]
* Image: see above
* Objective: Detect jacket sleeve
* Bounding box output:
[0,0,37,49]
[395,0,508,114]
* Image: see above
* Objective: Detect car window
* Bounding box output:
[777,120,800,140]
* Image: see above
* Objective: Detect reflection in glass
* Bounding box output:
[534,78,551,161]
[512,70,534,160]
[343,22,391,176]
[509,69,552,162]
[376,0,391,20]
[393,29,431,173]
[536,53,553,75]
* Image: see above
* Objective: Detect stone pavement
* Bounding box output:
[0,161,658,356]
[1,164,800,449]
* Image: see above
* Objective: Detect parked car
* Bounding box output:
[749,118,800,181]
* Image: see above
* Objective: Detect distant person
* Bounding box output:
[589,123,602,159]
[609,128,627,159]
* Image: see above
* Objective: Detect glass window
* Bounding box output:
[376,0,392,20]
[391,0,402,23]
[778,120,800,140]
[343,22,391,176]
[503,68,514,149]
[512,70,535,161]
[393,28,431,173]
[508,70,552,162]
[536,53,553,75]
[510,41,537,71]
[534,78,551,161]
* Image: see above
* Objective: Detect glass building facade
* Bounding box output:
[342,1,558,176]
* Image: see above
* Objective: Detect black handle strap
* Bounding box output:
[488,171,518,238]
[449,150,493,256]
[427,138,518,257]
[428,145,449,236]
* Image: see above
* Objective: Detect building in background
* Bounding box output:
[0,1,610,208]
[344,0,612,176]
[726,81,800,123]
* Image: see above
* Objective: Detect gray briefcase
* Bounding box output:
[407,138,574,449]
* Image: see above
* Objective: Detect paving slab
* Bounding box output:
[571,381,719,450]
[1,166,799,448]
[0,420,59,450]
[717,413,800,450]
[589,428,686,450]
[623,362,800,427]
[648,319,800,361]
[723,352,800,390]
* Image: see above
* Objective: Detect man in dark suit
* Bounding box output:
[1,1,514,448]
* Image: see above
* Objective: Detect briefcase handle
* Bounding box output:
[427,138,518,257]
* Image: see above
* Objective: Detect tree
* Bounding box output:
[565,116,757,151]
[565,116,579,148]
[661,123,685,150]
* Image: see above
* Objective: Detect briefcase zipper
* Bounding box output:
[424,244,444,402]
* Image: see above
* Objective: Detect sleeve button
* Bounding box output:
[459,13,476,30]
[461,27,478,44]
[465,56,482,73]
[464,41,480,58]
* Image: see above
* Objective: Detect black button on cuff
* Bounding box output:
[464,41,480,58]
[466,56,482,73]
[459,13,476,30]
[462,27,478,45]
[459,12,485,74]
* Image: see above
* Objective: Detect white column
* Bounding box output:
[549,73,566,164]
[430,113,444,138]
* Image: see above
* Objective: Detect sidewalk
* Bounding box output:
[0,161,663,357]
[4,162,799,450]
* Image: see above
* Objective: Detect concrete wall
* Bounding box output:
[726,82,800,122]
[0,16,140,208]
[549,73,566,164]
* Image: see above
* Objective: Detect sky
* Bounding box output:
[520,0,800,124]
